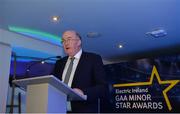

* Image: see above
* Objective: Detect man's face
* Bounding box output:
[62,31,81,57]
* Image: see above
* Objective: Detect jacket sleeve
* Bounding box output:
[83,54,108,101]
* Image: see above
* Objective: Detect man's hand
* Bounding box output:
[73,88,84,96]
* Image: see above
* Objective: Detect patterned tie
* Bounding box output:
[64,57,75,84]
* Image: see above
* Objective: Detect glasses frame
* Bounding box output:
[61,38,79,44]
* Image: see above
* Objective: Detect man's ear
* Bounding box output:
[77,39,81,46]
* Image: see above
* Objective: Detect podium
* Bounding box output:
[13,75,87,113]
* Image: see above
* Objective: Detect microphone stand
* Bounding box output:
[9,52,17,113]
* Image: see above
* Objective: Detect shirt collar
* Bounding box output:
[68,49,82,60]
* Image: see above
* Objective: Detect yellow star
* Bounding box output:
[113,65,179,111]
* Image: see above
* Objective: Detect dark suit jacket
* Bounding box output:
[52,51,107,113]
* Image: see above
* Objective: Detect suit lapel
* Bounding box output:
[72,52,85,86]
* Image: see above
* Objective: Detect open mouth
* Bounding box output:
[66,47,70,50]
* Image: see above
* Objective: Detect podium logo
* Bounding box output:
[113,66,179,111]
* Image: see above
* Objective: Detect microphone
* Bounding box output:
[40,56,61,64]
[25,56,61,77]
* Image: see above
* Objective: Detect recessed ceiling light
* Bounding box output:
[118,44,123,48]
[146,28,167,38]
[51,16,60,22]
[87,32,101,38]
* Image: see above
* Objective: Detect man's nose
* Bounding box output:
[64,42,69,47]
[63,41,68,45]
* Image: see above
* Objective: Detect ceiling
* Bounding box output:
[1,0,180,63]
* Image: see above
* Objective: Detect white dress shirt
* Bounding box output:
[62,49,82,111]
[62,49,82,87]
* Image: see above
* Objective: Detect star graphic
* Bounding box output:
[113,66,179,111]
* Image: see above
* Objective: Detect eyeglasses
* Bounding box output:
[61,38,79,44]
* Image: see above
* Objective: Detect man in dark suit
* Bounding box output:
[52,30,107,113]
